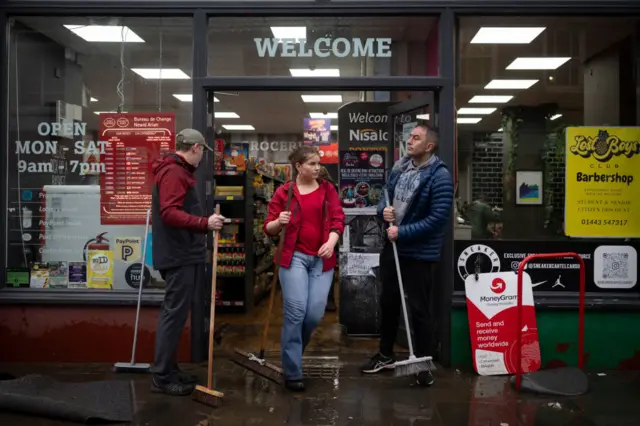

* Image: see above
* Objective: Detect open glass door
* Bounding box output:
[385,93,446,361]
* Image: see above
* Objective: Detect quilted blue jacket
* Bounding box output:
[377,156,454,261]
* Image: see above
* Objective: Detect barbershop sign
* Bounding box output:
[254,37,392,58]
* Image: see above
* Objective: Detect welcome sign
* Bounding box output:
[254,37,392,58]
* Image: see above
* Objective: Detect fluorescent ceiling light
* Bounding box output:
[131,68,190,80]
[301,94,343,103]
[271,26,306,42]
[507,57,571,70]
[63,25,144,43]
[90,97,98,102]
[457,117,482,124]
[469,95,513,104]
[458,107,496,115]
[416,114,430,120]
[485,79,538,90]
[172,94,219,102]
[330,125,338,131]
[215,112,239,119]
[550,114,562,120]
[497,127,504,132]
[471,27,545,44]
[290,68,340,77]
[94,111,126,115]
[223,124,255,131]
[309,112,338,119]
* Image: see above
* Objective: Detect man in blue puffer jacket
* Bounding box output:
[360,124,454,387]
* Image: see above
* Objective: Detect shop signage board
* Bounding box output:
[99,113,175,225]
[454,240,639,293]
[465,271,541,375]
[254,37,392,58]
[339,150,385,215]
[565,127,639,238]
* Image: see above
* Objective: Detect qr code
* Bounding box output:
[602,252,629,279]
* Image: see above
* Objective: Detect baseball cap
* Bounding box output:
[176,128,213,151]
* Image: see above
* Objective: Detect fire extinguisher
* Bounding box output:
[83,232,109,262]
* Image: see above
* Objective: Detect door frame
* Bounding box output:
[191,9,456,365]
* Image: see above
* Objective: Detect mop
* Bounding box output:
[192,205,225,406]
[383,189,436,378]
[230,183,294,384]
[114,208,152,373]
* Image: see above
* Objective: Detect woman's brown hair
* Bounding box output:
[288,145,320,172]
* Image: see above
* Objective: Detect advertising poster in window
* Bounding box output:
[303,118,331,146]
[339,150,385,215]
[99,113,175,225]
[564,127,639,238]
[454,240,639,294]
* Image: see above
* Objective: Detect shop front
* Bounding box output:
[1,0,639,370]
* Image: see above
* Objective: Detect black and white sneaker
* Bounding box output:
[416,370,434,387]
[360,353,396,374]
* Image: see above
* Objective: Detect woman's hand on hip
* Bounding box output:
[318,241,335,259]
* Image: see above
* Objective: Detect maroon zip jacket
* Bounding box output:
[264,179,345,272]
[151,153,208,270]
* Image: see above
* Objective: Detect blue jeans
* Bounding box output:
[279,251,334,381]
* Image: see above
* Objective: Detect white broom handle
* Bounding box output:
[131,208,151,364]
[383,189,415,357]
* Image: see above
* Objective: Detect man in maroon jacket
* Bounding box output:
[150,128,225,396]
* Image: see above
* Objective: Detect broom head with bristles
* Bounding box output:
[393,355,436,377]
[192,385,224,407]
[230,348,285,385]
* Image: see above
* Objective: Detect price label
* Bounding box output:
[226,196,234,200]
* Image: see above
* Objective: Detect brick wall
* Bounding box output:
[543,138,566,227]
[471,133,504,207]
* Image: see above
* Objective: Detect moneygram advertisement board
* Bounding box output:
[565,127,639,238]
[465,271,541,375]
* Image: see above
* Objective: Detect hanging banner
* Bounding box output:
[465,271,541,376]
[565,127,639,238]
[304,118,331,146]
[99,113,175,225]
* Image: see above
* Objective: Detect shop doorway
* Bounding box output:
[199,88,450,364]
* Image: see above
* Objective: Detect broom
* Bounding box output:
[192,205,225,407]
[383,189,436,378]
[114,208,152,373]
[230,183,294,384]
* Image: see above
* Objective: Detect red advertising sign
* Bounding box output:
[318,143,338,164]
[465,271,541,375]
[99,113,175,225]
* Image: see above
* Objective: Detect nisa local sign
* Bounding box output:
[254,37,392,58]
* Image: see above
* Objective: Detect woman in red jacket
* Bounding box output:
[263,146,345,392]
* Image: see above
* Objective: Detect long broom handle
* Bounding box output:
[130,208,151,364]
[383,189,416,358]
[259,183,294,358]
[207,204,221,390]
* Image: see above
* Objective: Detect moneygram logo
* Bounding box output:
[490,277,506,294]
[569,130,640,162]
[480,294,518,303]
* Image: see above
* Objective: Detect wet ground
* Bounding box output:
[1,357,640,426]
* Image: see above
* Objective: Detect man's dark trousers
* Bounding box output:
[378,244,437,358]
[152,263,203,380]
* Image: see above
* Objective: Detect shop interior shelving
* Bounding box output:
[212,164,286,312]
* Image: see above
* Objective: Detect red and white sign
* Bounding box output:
[99,113,175,225]
[318,143,338,164]
[465,271,541,376]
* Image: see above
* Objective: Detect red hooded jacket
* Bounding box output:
[264,180,345,272]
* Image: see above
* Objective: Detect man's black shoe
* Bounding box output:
[173,365,198,384]
[416,370,434,387]
[285,380,305,392]
[151,375,195,396]
[360,352,396,374]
